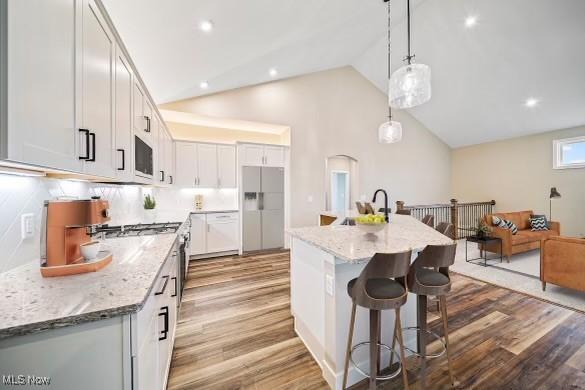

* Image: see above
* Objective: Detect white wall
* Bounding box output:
[162,66,452,227]
[0,174,237,272]
[452,125,585,237]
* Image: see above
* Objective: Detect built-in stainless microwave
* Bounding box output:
[134,136,153,178]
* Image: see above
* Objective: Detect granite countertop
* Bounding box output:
[0,218,189,340]
[108,209,238,226]
[287,214,454,263]
[190,209,238,215]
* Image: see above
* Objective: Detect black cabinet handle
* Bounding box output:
[158,306,169,341]
[155,275,169,295]
[171,276,177,297]
[79,129,90,160]
[117,149,125,171]
[87,133,96,162]
[160,170,165,182]
[169,175,173,185]
[144,116,151,133]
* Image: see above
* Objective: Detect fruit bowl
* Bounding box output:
[355,215,387,236]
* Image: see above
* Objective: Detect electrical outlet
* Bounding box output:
[21,213,35,239]
[325,275,334,296]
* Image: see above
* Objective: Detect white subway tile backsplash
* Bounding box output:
[0,174,237,273]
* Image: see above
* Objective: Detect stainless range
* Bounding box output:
[95,221,191,303]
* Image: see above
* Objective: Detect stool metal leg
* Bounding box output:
[395,308,410,390]
[439,296,455,387]
[369,309,380,390]
[417,294,428,390]
[342,302,357,390]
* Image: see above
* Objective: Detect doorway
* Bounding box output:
[330,170,350,213]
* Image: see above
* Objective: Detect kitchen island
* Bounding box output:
[287,214,453,389]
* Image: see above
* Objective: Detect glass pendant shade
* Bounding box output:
[378,120,403,143]
[389,63,431,109]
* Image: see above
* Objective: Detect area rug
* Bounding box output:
[451,239,585,313]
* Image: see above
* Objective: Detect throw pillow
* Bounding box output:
[492,216,518,234]
[531,214,549,228]
[530,216,549,231]
[503,219,519,235]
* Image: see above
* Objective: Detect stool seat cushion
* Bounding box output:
[348,278,406,299]
[416,269,449,286]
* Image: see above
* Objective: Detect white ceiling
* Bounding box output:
[102,0,585,147]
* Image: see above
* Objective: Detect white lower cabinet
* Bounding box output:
[190,213,239,256]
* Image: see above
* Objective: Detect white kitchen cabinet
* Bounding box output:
[207,213,239,253]
[80,0,116,178]
[197,143,218,187]
[240,144,265,166]
[218,145,237,188]
[190,214,207,256]
[164,130,175,186]
[157,127,174,187]
[240,143,285,167]
[190,213,239,257]
[175,142,197,187]
[114,47,133,181]
[3,0,81,172]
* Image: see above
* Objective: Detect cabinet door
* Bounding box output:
[133,82,146,135]
[81,0,115,178]
[190,214,207,255]
[217,145,236,188]
[241,144,264,166]
[136,305,159,390]
[166,134,175,186]
[207,218,239,253]
[114,47,133,181]
[6,0,81,172]
[174,142,197,187]
[156,119,167,185]
[264,145,285,167]
[196,144,218,188]
[143,100,154,144]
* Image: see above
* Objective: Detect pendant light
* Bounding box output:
[389,0,431,109]
[379,0,403,144]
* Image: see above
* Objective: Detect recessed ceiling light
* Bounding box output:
[199,20,214,33]
[269,68,278,78]
[524,97,539,108]
[200,81,209,90]
[464,15,478,28]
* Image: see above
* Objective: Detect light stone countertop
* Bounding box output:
[287,214,454,263]
[109,209,238,226]
[0,218,189,339]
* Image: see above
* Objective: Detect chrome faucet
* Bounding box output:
[372,189,389,222]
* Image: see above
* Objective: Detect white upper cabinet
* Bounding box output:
[264,145,285,167]
[174,142,237,188]
[114,47,133,181]
[174,142,197,187]
[157,124,174,186]
[239,144,285,167]
[80,0,115,178]
[165,130,174,186]
[196,144,218,188]
[218,145,236,188]
[4,0,81,172]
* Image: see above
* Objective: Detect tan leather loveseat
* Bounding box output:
[483,210,560,262]
[542,236,585,292]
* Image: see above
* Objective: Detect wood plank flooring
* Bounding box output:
[168,251,585,390]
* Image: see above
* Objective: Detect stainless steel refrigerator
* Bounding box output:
[242,166,284,252]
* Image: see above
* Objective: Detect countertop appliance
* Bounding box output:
[40,198,111,277]
[97,220,191,304]
[243,166,285,252]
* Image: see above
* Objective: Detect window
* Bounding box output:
[553,136,585,169]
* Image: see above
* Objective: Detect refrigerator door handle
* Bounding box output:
[259,192,264,210]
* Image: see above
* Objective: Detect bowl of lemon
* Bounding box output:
[354,214,387,236]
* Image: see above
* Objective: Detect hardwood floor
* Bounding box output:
[168,251,585,390]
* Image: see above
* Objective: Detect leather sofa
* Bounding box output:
[542,236,585,292]
[483,210,560,262]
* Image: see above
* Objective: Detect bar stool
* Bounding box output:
[421,215,435,227]
[402,243,457,388]
[436,222,455,239]
[396,209,411,216]
[342,251,412,390]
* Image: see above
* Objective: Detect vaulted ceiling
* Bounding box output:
[102,0,585,147]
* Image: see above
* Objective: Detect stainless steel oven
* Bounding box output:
[134,135,153,178]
